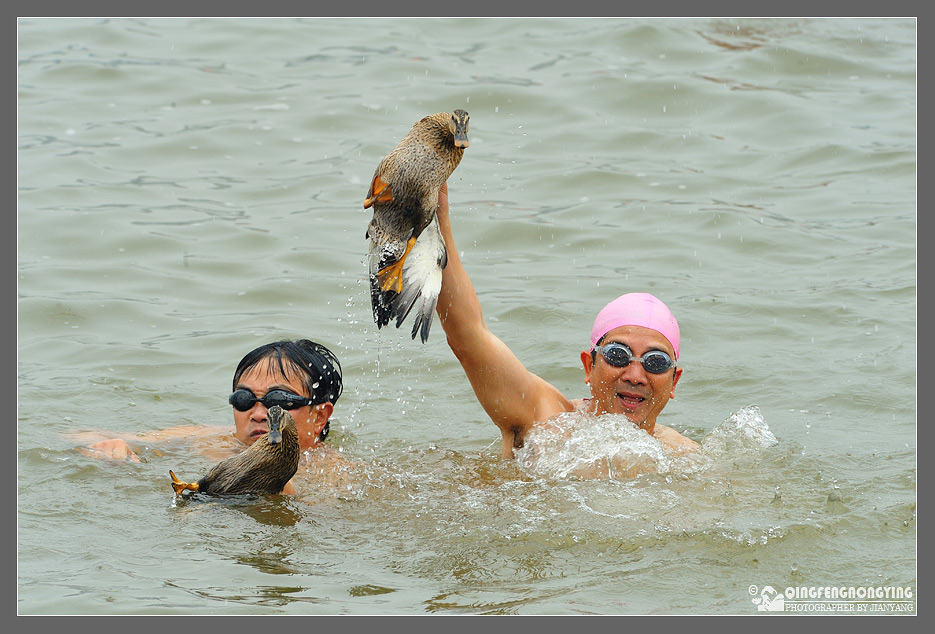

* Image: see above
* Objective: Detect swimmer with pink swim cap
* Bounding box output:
[577,292,686,443]
[432,182,699,465]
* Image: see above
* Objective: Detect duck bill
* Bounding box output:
[453,133,469,149]
[267,425,283,445]
[266,412,283,445]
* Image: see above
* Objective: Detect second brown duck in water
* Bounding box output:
[364,109,470,343]
[169,405,300,497]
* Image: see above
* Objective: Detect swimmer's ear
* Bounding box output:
[312,402,334,437]
[670,367,683,398]
[580,350,594,384]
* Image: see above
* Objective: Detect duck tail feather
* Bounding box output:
[370,281,396,329]
[393,276,422,329]
[410,292,440,343]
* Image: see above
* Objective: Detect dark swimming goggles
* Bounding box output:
[228,388,313,412]
[593,342,676,374]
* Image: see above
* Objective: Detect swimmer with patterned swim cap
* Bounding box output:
[70,340,348,494]
[434,183,699,458]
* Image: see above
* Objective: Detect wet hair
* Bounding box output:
[231,339,343,441]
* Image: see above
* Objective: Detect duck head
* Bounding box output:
[449,109,470,149]
[266,405,287,445]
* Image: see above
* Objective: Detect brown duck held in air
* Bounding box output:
[364,109,470,343]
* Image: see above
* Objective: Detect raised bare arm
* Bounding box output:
[434,184,573,456]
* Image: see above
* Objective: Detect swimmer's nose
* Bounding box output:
[248,402,269,422]
[617,360,649,385]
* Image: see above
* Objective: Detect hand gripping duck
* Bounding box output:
[364,109,469,342]
[169,406,300,497]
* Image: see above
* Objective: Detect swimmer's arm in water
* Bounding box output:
[77,438,142,462]
[435,183,574,455]
[67,425,228,463]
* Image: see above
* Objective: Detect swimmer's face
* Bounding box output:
[231,357,330,451]
[580,325,682,431]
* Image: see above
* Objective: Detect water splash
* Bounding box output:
[700,405,777,459]
[514,405,776,480]
[515,410,673,479]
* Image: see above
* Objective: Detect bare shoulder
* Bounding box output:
[653,423,701,454]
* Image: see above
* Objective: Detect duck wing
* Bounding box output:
[196,449,265,495]
[371,214,447,343]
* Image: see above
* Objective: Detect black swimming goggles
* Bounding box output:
[593,342,676,374]
[228,388,315,412]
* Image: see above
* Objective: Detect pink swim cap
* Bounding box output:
[590,293,680,359]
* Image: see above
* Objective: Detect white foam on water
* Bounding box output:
[515,405,776,481]
[699,404,778,459]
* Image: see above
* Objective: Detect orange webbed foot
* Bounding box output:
[377,236,417,293]
[169,470,199,496]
